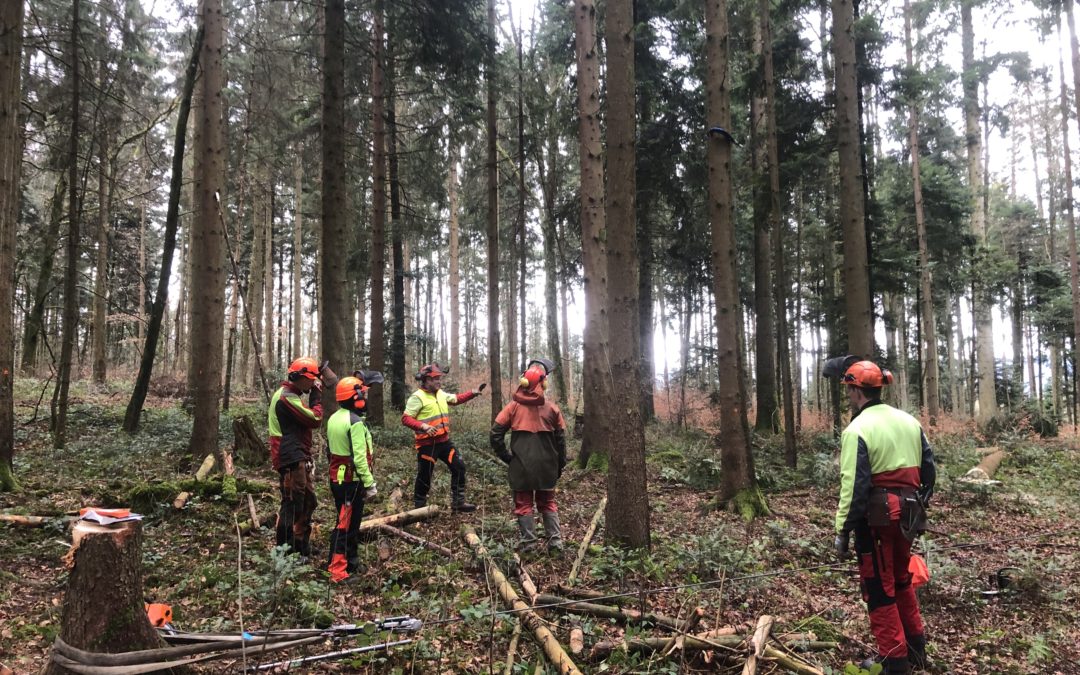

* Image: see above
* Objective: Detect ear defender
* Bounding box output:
[882,369,894,385]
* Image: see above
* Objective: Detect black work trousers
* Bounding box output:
[413,440,466,507]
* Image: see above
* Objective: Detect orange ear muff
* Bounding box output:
[882,369,894,385]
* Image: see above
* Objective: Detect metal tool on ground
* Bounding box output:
[246,638,413,672]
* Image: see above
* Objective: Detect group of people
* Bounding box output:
[267,355,567,585]
[266,352,936,673]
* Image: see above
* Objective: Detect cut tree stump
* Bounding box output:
[233,416,267,467]
[44,519,175,675]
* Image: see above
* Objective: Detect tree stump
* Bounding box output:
[233,415,267,467]
[45,519,169,675]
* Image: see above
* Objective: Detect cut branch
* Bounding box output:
[376,524,453,557]
[359,505,440,531]
[568,496,605,585]
[533,593,685,632]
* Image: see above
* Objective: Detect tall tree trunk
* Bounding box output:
[187,0,226,461]
[22,170,66,373]
[321,0,347,407]
[0,0,24,489]
[51,0,82,449]
[750,17,777,434]
[905,0,939,423]
[91,132,109,384]
[486,0,503,419]
[448,137,460,373]
[367,0,386,425]
[1059,23,1080,429]
[604,0,649,548]
[832,0,873,358]
[961,0,996,426]
[123,27,202,433]
[707,0,761,514]
[247,184,266,388]
[537,131,567,407]
[573,0,609,464]
[263,188,275,375]
[559,217,574,408]
[516,12,527,373]
[760,0,795,462]
[292,151,303,358]
[387,40,407,410]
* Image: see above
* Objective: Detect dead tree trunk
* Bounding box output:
[44,520,169,674]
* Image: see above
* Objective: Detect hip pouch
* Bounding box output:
[866,488,893,528]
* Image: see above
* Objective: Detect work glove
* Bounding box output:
[833,532,851,561]
[496,449,513,465]
[477,383,487,394]
[420,423,439,437]
[363,484,378,500]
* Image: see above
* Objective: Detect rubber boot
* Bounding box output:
[541,512,563,552]
[517,514,539,551]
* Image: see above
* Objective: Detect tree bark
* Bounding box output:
[387,49,407,410]
[187,0,226,462]
[961,0,996,427]
[832,0,873,358]
[486,0,503,419]
[292,152,303,359]
[707,0,761,512]
[0,0,23,489]
[603,0,649,548]
[906,0,939,423]
[573,0,609,465]
[51,0,82,450]
[44,521,168,675]
[449,136,460,373]
[1059,19,1080,428]
[321,0,347,411]
[123,28,203,433]
[91,130,110,385]
[21,171,65,373]
[537,130,567,407]
[367,0,387,425]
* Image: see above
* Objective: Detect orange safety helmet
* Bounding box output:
[842,360,894,389]
[288,357,321,382]
[519,358,555,390]
[336,376,365,403]
[415,363,445,382]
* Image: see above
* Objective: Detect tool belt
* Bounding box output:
[867,486,927,541]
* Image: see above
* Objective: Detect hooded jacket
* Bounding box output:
[490,386,567,491]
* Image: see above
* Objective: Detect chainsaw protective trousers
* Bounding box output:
[855,520,926,664]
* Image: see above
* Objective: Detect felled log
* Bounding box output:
[359,505,440,531]
[375,524,453,557]
[553,585,624,606]
[463,527,583,675]
[568,497,606,585]
[742,614,774,675]
[533,593,684,632]
[173,454,217,509]
[963,447,1006,482]
[569,628,585,655]
[0,514,74,527]
[44,520,174,675]
[238,512,277,535]
[246,494,259,529]
[587,633,829,674]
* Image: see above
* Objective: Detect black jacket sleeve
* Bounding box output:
[919,431,936,501]
[490,422,512,464]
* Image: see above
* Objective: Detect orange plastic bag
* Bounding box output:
[909,553,930,588]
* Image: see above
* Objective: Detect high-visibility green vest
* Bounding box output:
[326,408,374,486]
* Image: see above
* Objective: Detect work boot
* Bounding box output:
[860,656,911,675]
[517,514,539,551]
[541,512,563,552]
[414,497,427,509]
[907,634,934,671]
[452,501,478,513]
[346,556,362,574]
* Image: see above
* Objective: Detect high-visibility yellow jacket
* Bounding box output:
[326,407,374,487]
[401,387,479,448]
[835,401,936,534]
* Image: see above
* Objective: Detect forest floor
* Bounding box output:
[1,378,1079,674]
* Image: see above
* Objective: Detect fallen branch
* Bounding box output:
[552,585,624,606]
[0,514,74,527]
[568,497,606,585]
[238,513,276,535]
[587,633,830,673]
[660,606,705,656]
[513,554,539,604]
[533,593,684,632]
[504,623,521,675]
[246,495,259,531]
[376,524,454,557]
[463,526,583,675]
[359,506,440,531]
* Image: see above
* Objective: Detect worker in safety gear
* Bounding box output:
[325,371,382,584]
[825,356,937,675]
[490,358,567,552]
[269,357,328,559]
[402,363,485,512]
